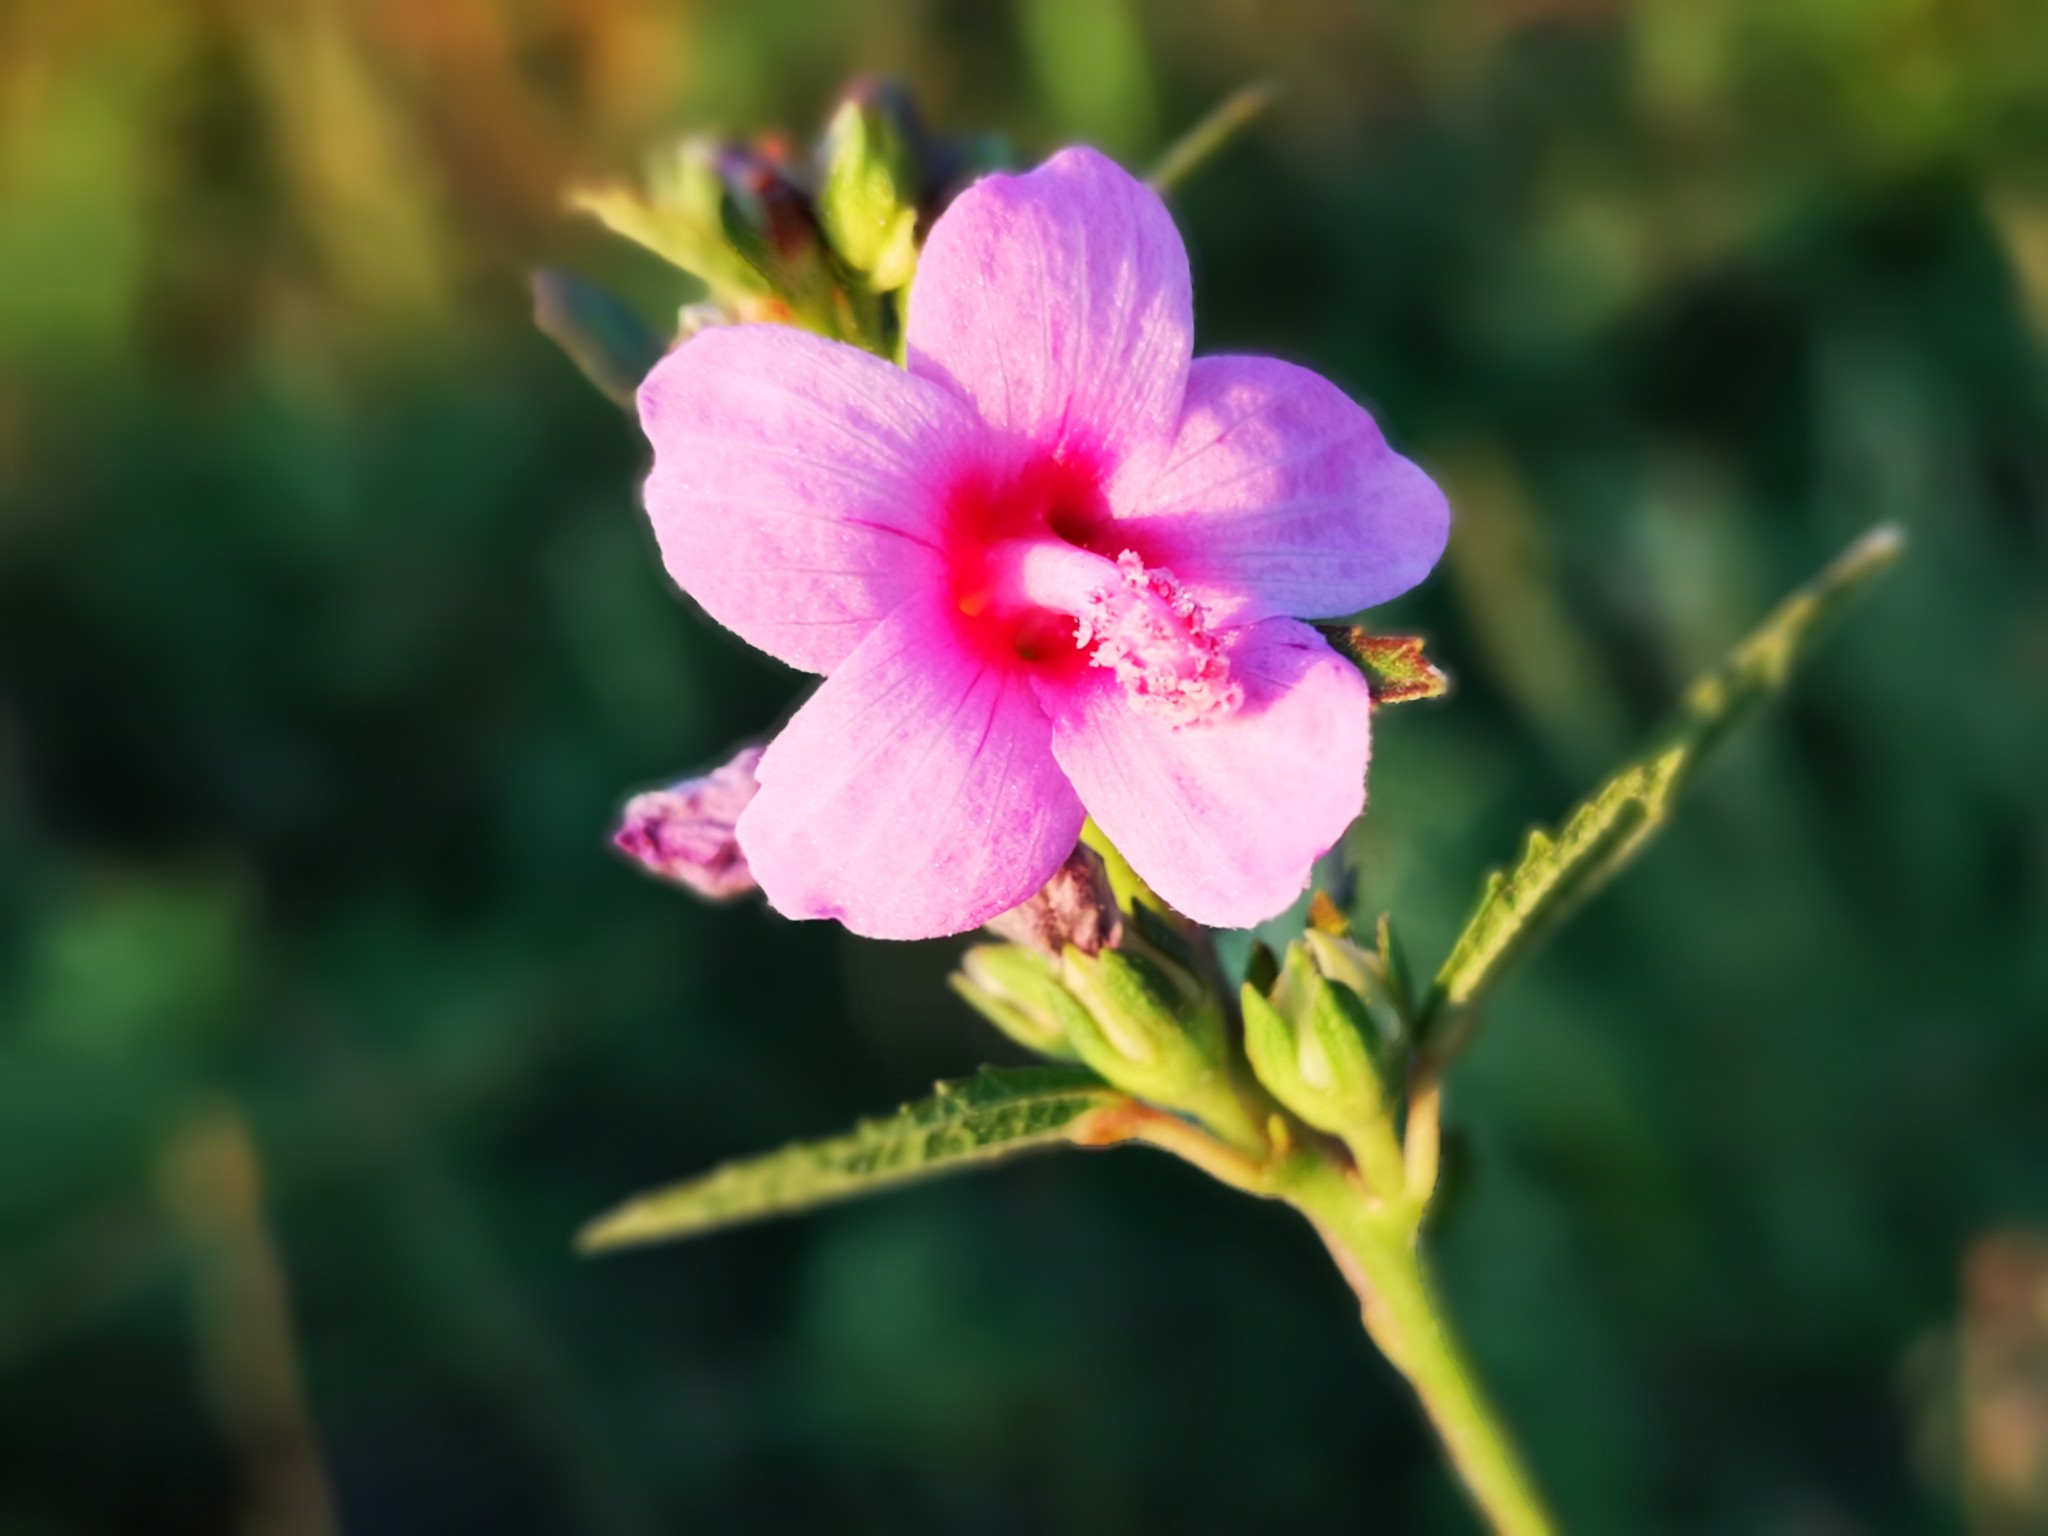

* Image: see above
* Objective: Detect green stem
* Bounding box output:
[1286,1159,1558,1536]
[1340,1123,1412,1209]
[1146,82,1280,194]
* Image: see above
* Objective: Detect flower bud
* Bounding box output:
[1241,940,1392,1141]
[1302,928,1407,1052]
[612,745,763,900]
[709,142,860,337]
[1057,946,1226,1108]
[950,943,1088,1060]
[984,845,1123,958]
[817,79,925,292]
[715,143,819,267]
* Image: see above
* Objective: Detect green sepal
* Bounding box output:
[1303,929,1405,1051]
[952,944,1087,1060]
[578,1066,1120,1252]
[1058,947,1224,1107]
[1244,942,1391,1140]
[1080,817,1157,914]
[818,88,922,292]
[1375,913,1415,1022]
[948,974,1061,1059]
[1127,900,1201,977]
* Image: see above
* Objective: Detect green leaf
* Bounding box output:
[578,1066,1123,1252]
[1318,629,1451,705]
[569,141,770,305]
[529,269,665,407]
[1424,524,1904,1029]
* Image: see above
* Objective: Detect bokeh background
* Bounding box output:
[4,0,2048,1531]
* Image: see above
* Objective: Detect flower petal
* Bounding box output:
[638,324,983,673]
[1036,619,1371,929]
[1108,356,1449,624]
[907,147,1192,466]
[737,599,1085,940]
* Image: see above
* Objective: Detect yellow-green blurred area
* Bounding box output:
[3,0,2047,1531]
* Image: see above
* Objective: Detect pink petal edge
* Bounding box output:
[737,597,1086,940]
[1035,618,1372,929]
[639,324,985,674]
[1108,355,1450,626]
[907,146,1193,469]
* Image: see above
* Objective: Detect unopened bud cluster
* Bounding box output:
[556,79,1001,377]
[1241,928,1402,1141]
[956,856,1420,1188]
[952,844,1271,1147]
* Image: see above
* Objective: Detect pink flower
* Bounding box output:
[636,149,1447,939]
[613,745,764,899]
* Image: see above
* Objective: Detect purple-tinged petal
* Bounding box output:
[1107,356,1449,625]
[907,147,1192,466]
[613,745,763,899]
[1035,619,1371,929]
[638,324,985,673]
[737,598,1085,940]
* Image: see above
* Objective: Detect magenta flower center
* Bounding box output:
[944,455,1241,726]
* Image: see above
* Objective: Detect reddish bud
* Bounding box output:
[612,746,764,900]
[985,844,1123,957]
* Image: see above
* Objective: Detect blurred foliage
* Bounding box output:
[2,1,2046,1533]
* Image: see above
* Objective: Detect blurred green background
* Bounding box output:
[4,0,2047,1531]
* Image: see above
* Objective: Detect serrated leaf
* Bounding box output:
[579,1066,1123,1252]
[1424,524,1904,1028]
[1319,630,1451,705]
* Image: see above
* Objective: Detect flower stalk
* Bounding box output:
[1070,1044,1554,1535]
[993,853,1551,1534]
[1283,1155,1559,1536]
[563,81,1903,1536]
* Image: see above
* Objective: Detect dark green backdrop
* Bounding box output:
[3,1,2046,1531]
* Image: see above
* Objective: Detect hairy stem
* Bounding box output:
[1069,1098,1271,1195]
[1286,1159,1558,1536]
